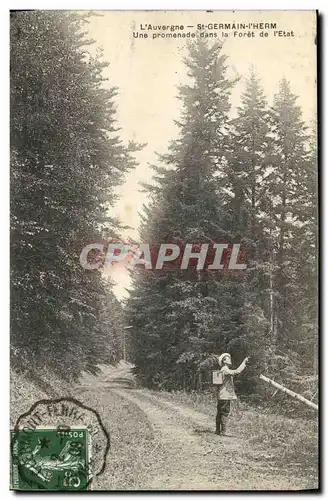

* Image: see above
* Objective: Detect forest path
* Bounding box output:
[76,364,313,491]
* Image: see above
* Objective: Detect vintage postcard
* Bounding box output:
[10,10,318,491]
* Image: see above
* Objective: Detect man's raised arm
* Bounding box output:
[222,357,249,375]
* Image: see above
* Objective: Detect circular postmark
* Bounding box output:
[11,397,110,491]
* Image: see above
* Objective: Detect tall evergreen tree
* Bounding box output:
[286,124,318,375]
[262,78,312,354]
[222,70,275,389]
[11,11,138,379]
[127,40,240,390]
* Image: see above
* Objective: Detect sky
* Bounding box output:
[85,11,317,299]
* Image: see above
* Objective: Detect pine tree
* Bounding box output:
[222,70,275,390]
[10,11,139,379]
[263,78,313,355]
[127,40,238,390]
[287,124,318,374]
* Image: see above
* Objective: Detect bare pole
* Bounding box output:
[259,374,318,411]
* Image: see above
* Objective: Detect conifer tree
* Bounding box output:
[222,70,274,389]
[127,40,238,390]
[11,11,138,379]
[263,78,312,352]
[286,124,318,374]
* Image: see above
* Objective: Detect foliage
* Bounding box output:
[10,11,137,378]
[126,41,317,395]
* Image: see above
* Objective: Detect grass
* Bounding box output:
[10,369,69,427]
[76,386,160,490]
[152,389,318,481]
[11,368,158,490]
[10,366,318,490]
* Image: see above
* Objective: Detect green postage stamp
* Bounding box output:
[11,428,90,491]
[10,398,110,491]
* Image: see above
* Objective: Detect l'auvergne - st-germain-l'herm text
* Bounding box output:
[139,23,279,31]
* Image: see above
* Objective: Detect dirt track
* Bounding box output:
[76,365,317,491]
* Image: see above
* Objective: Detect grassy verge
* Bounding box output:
[10,369,70,427]
[76,386,160,490]
[11,369,159,490]
[152,389,318,481]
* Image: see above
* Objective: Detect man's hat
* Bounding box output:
[218,352,231,366]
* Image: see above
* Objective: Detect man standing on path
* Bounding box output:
[216,353,249,435]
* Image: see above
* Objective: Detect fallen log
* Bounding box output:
[259,374,318,411]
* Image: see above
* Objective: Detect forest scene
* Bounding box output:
[10,11,318,491]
